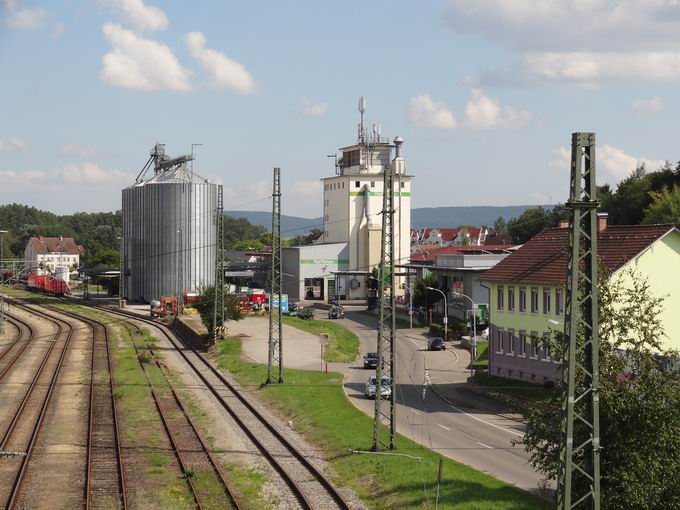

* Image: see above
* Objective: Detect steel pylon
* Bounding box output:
[372,163,397,451]
[558,132,601,509]
[213,184,225,341]
[267,167,283,384]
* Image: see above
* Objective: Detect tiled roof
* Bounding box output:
[411,243,516,262]
[29,236,83,255]
[481,224,677,285]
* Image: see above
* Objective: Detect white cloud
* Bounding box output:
[3,0,46,29]
[110,0,168,32]
[549,144,666,182]
[0,162,130,186]
[632,95,664,114]
[101,23,192,92]
[301,99,328,117]
[288,180,322,196]
[443,1,680,83]
[443,1,680,52]
[462,88,530,129]
[0,137,26,152]
[408,94,457,129]
[185,32,256,94]
[57,162,129,185]
[59,143,96,158]
[516,51,680,83]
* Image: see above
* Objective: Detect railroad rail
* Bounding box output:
[41,305,127,510]
[0,311,35,382]
[90,304,351,510]
[0,301,75,510]
[123,321,240,510]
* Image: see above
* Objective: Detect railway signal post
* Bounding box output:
[213,184,225,341]
[559,132,601,509]
[372,162,397,451]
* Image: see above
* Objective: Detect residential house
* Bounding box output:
[24,236,84,277]
[481,217,680,384]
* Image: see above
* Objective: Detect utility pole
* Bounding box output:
[118,236,124,308]
[267,167,283,384]
[373,161,397,451]
[213,185,225,341]
[0,230,5,336]
[558,132,601,509]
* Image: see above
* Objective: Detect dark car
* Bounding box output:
[427,337,446,351]
[363,352,379,368]
[328,305,345,319]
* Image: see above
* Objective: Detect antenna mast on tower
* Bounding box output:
[358,96,367,144]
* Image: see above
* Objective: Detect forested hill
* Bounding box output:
[225,205,551,233]
[0,204,121,266]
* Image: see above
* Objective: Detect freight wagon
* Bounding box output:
[27,273,71,296]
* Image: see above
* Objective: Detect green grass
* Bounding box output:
[472,339,489,369]
[215,337,547,509]
[281,316,359,362]
[470,372,557,402]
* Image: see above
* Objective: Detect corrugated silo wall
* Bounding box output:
[122,181,217,302]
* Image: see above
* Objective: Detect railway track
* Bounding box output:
[0,311,35,382]
[90,304,352,510]
[40,305,127,510]
[123,321,240,510]
[0,301,75,510]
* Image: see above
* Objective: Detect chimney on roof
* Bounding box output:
[597,212,608,233]
[558,219,569,229]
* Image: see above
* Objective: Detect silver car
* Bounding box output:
[365,375,392,399]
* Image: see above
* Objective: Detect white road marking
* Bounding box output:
[441,399,524,437]
[477,441,493,449]
[408,338,420,347]
[413,410,422,415]
[438,424,451,431]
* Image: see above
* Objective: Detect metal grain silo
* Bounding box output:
[122,144,220,303]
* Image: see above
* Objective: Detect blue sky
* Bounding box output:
[1,0,679,218]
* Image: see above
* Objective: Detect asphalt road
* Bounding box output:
[339,310,544,492]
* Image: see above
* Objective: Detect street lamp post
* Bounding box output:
[454,292,477,377]
[426,287,448,342]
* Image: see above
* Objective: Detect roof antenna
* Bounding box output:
[358,96,367,144]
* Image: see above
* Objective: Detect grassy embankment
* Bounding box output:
[281,316,359,362]
[215,337,547,510]
[471,339,489,370]
[470,372,557,402]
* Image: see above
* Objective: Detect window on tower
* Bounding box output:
[370,181,375,188]
[355,181,360,188]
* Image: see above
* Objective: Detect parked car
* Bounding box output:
[363,352,379,369]
[365,375,392,399]
[285,302,300,316]
[328,305,345,319]
[427,337,446,351]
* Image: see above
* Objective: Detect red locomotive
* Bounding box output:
[27,273,71,296]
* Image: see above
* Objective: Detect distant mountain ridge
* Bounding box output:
[226,204,553,235]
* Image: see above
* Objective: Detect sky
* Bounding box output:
[1,0,679,218]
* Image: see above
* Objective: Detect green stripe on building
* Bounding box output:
[300,258,350,264]
[349,191,411,197]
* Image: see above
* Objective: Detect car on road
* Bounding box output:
[328,305,345,319]
[363,352,379,369]
[427,337,446,351]
[365,375,392,399]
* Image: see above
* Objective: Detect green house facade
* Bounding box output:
[482,220,680,383]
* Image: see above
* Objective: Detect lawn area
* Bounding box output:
[281,316,359,362]
[470,372,557,402]
[215,337,547,509]
[472,339,489,369]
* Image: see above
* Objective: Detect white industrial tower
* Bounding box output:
[321,98,412,299]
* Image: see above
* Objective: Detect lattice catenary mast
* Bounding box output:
[372,161,397,451]
[267,167,283,384]
[213,184,225,341]
[559,132,601,509]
